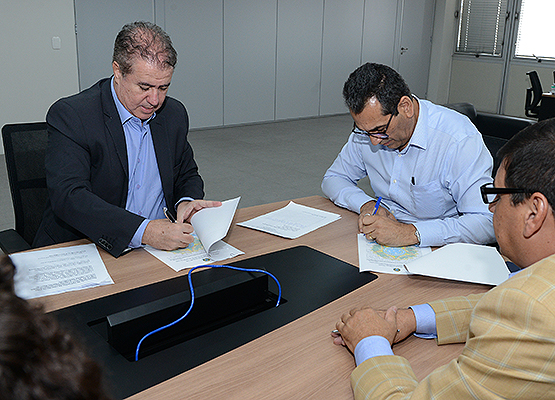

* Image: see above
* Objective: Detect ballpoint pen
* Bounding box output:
[372,196,382,215]
[163,206,176,223]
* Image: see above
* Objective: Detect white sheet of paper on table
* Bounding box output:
[237,201,341,239]
[404,243,510,285]
[10,243,114,299]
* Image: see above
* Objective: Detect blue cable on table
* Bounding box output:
[134,265,282,361]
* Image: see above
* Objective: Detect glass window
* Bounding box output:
[515,0,555,60]
[456,0,509,56]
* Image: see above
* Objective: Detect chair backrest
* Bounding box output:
[525,70,542,117]
[1,122,48,246]
[444,102,478,125]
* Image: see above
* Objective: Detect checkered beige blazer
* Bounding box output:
[350,254,555,399]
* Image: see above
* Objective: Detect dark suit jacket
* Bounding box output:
[33,78,204,257]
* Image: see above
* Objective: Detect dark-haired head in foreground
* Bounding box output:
[0,256,112,400]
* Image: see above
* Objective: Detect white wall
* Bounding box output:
[0,0,448,150]
[427,0,458,104]
[0,0,79,152]
[448,58,505,113]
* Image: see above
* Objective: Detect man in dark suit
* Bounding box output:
[34,21,220,257]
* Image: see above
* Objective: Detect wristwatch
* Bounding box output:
[413,226,421,245]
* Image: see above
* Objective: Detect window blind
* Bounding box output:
[456,0,509,56]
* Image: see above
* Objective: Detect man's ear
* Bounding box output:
[112,61,121,79]
[523,193,549,238]
[397,95,415,118]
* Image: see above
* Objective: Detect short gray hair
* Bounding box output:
[112,21,177,75]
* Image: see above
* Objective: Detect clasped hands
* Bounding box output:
[332,306,416,354]
[358,200,418,247]
[142,199,222,250]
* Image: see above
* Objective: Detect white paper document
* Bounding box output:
[10,243,114,300]
[145,197,244,272]
[357,233,432,274]
[237,201,341,239]
[404,243,510,285]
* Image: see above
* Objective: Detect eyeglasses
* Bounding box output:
[352,113,394,139]
[480,182,534,204]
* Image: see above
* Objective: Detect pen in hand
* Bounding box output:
[163,206,176,223]
[372,197,382,215]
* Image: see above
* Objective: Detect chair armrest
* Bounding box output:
[0,229,32,254]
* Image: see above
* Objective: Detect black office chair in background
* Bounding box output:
[0,122,49,254]
[525,70,542,118]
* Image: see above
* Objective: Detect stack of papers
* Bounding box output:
[237,201,341,239]
[145,197,244,272]
[11,243,114,299]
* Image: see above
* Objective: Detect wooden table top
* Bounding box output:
[32,196,490,399]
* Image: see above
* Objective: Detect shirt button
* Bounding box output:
[136,184,140,189]
[393,179,397,183]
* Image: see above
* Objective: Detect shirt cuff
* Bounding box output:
[354,336,394,366]
[410,303,437,339]
[353,193,376,214]
[130,219,150,248]
[175,197,195,211]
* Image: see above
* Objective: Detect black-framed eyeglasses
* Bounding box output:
[352,113,394,139]
[480,182,534,204]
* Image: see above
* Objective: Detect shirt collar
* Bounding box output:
[110,76,156,126]
[401,96,427,153]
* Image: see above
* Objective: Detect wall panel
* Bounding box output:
[361,0,397,67]
[448,58,503,113]
[319,0,365,115]
[162,1,224,128]
[74,0,153,90]
[275,0,324,120]
[223,0,277,125]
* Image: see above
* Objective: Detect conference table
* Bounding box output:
[33,196,490,399]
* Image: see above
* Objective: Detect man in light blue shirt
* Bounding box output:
[322,63,495,247]
[332,119,555,399]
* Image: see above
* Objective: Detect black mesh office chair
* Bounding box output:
[0,122,49,254]
[525,70,542,118]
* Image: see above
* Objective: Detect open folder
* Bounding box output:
[404,243,511,286]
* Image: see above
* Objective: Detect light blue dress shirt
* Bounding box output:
[353,304,436,365]
[110,79,166,248]
[322,98,495,247]
[353,269,524,366]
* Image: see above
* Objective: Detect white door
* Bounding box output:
[395,0,436,98]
